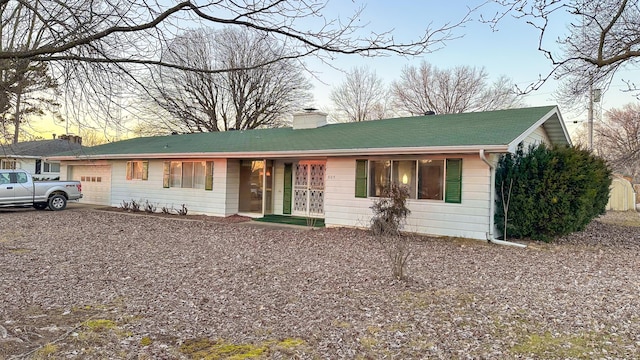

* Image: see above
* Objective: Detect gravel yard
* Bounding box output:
[1,206,639,359]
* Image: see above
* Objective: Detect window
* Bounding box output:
[392,160,417,199]
[0,172,27,184]
[369,160,391,197]
[43,162,61,173]
[15,172,27,183]
[1,160,17,169]
[418,160,444,200]
[361,158,462,202]
[170,162,182,187]
[81,176,101,183]
[163,161,213,190]
[126,161,148,180]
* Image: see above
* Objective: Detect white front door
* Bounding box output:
[293,161,325,217]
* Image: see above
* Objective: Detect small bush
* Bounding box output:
[370,183,411,236]
[130,199,141,212]
[495,144,612,241]
[161,206,173,215]
[177,204,188,216]
[370,182,412,280]
[144,200,157,213]
[120,200,131,211]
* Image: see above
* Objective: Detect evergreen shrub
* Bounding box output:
[495,144,611,242]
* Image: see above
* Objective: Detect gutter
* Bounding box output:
[47,145,510,161]
[479,149,526,248]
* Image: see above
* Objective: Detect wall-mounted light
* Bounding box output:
[402,174,408,184]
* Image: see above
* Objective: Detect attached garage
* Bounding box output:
[68,165,112,206]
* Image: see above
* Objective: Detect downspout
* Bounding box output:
[479,149,526,248]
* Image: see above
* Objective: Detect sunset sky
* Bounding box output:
[30,1,640,140]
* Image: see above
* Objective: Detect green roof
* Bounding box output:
[61,106,566,158]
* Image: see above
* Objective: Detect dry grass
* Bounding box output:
[597,210,640,227]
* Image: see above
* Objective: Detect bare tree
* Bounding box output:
[593,103,640,181]
[391,61,522,115]
[0,1,60,143]
[330,66,388,122]
[484,1,640,97]
[144,27,312,133]
[1,1,476,70]
[0,1,479,138]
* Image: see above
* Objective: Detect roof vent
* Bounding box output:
[293,109,328,130]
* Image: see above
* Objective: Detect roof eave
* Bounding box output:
[50,145,511,161]
[0,154,41,159]
[508,106,571,152]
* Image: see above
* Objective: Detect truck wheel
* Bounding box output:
[33,203,48,210]
[48,194,67,211]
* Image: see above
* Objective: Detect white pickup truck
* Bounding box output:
[0,169,82,211]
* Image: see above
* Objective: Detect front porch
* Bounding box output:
[235,159,327,220]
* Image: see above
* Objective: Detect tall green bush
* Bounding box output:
[495,144,611,241]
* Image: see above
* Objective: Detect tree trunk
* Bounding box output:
[12,91,21,144]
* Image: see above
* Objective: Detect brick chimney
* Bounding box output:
[59,134,82,144]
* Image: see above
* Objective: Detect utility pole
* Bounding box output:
[588,82,594,151]
[587,82,602,152]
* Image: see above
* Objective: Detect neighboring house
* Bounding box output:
[0,135,83,180]
[50,106,571,240]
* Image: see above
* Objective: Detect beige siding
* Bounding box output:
[522,126,552,148]
[224,159,240,215]
[110,159,228,216]
[324,156,492,240]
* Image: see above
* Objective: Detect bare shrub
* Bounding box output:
[120,200,131,211]
[161,206,173,215]
[177,204,188,216]
[144,200,157,213]
[130,200,141,212]
[370,183,413,280]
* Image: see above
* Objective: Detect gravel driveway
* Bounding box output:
[1,207,639,359]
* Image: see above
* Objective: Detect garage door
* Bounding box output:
[69,165,112,205]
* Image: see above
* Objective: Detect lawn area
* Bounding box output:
[0,208,639,359]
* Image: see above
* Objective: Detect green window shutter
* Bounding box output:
[355,159,368,198]
[142,161,149,180]
[126,161,132,180]
[445,158,462,203]
[163,161,170,188]
[283,163,292,214]
[205,161,214,190]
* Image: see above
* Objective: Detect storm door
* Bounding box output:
[293,161,325,217]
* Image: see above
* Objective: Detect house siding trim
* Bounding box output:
[50,145,510,161]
